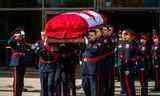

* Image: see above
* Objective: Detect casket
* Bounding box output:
[45,10,104,43]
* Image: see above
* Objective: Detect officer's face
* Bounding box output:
[122,31,131,41]
[102,27,108,36]
[88,32,96,42]
[41,32,45,40]
[107,26,113,36]
[122,31,127,41]
[118,31,122,40]
[153,38,159,43]
[125,33,130,40]
[15,34,22,41]
[102,27,113,37]
[140,39,147,44]
[96,28,102,39]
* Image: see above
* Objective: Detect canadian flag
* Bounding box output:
[45,10,104,39]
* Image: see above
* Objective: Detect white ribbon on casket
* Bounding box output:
[83,10,104,26]
[64,11,103,28]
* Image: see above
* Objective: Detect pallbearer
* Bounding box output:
[96,25,115,96]
[32,32,59,96]
[58,43,79,96]
[151,33,160,91]
[81,29,99,96]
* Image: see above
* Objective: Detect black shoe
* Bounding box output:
[23,88,29,92]
[151,88,160,92]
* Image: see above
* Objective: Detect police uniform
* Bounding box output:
[8,36,31,96]
[58,43,79,96]
[137,35,149,95]
[96,35,116,96]
[151,34,160,91]
[81,37,101,96]
[33,40,59,96]
[116,36,137,96]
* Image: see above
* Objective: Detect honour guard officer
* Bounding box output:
[115,30,123,79]
[32,32,59,96]
[137,33,149,95]
[96,25,115,96]
[81,29,100,96]
[116,29,137,96]
[151,33,160,91]
[8,28,31,96]
[58,43,79,96]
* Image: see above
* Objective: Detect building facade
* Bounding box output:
[0,0,160,40]
[96,0,160,33]
[0,0,94,41]
[0,0,94,66]
[0,0,160,66]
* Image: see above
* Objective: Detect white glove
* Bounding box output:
[79,61,83,65]
[125,70,130,75]
[155,65,159,68]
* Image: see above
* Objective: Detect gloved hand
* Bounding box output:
[125,70,130,75]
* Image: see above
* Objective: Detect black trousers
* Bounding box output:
[154,65,160,90]
[96,59,115,96]
[55,60,77,96]
[40,71,56,96]
[12,66,26,96]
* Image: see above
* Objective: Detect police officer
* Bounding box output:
[32,32,59,96]
[151,33,160,91]
[116,29,137,96]
[96,25,115,96]
[137,33,149,95]
[58,43,79,96]
[8,28,31,96]
[81,29,99,96]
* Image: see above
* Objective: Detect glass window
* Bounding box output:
[144,0,160,7]
[0,0,94,8]
[0,13,6,39]
[105,0,160,7]
[0,0,39,8]
[40,0,94,7]
[110,0,144,7]
[0,11,41,43]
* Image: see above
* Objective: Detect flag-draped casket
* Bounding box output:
[45,10,104,43]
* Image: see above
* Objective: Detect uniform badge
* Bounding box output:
[35,43,38,46]
[125,44,130,49]
[118,44,122,48]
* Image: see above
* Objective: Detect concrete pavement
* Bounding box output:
[0,67,160,96]
[1,77,160,96]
